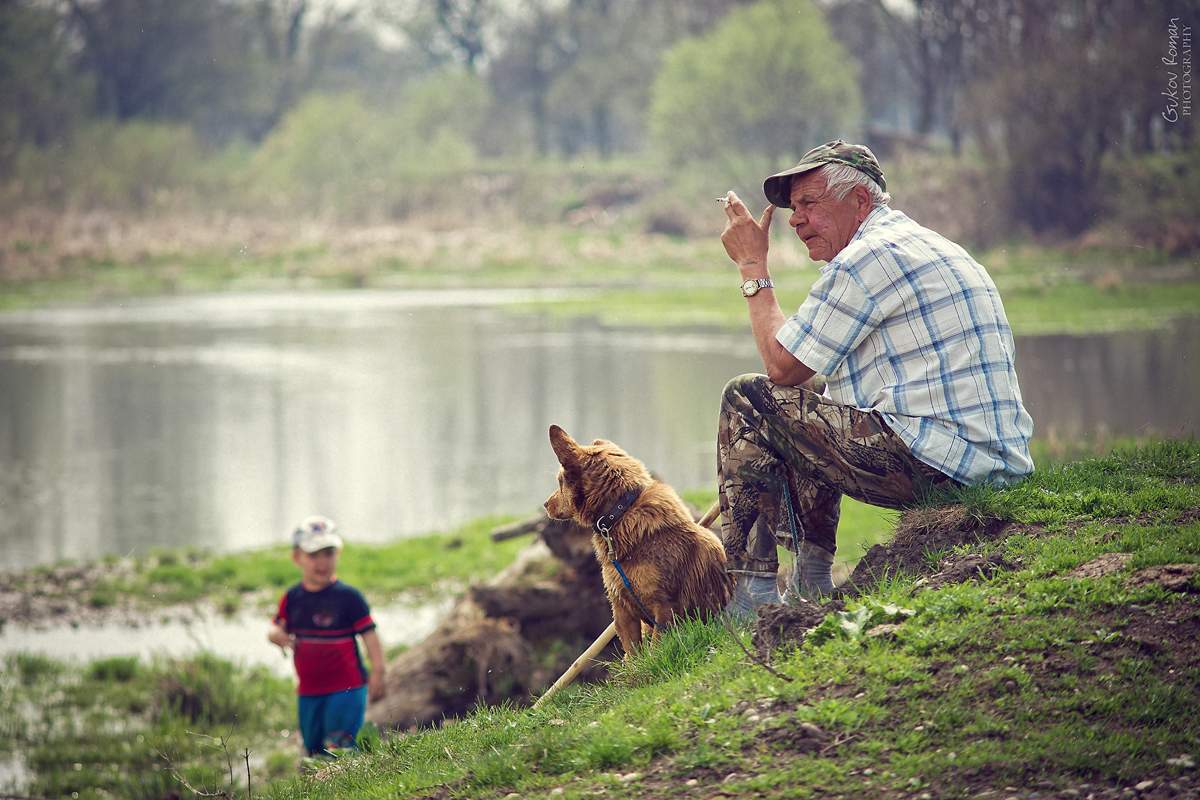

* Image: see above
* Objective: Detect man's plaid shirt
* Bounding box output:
[776,205,1034,485]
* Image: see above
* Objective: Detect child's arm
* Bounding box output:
[268,621,294,653]
[361,629,387,702]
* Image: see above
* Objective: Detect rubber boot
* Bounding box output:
[782,541,835,602]
[725,573,780,620]
[724,517,781,620]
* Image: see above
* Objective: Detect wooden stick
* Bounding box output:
[490,515,543,542]
[533,621,617,710]
[699,500,720,528]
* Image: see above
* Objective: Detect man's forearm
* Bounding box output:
[740,264,815,386]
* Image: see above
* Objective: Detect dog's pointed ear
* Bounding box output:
[548,424,581,468]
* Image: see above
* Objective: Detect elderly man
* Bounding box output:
[718,140,1033,615]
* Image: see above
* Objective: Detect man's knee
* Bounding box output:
[721,373,769,409]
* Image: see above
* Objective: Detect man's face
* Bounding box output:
[786,171,869,263]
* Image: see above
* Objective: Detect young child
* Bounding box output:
[268,515,386,756]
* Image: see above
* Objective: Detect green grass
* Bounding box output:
[0,651,296,799]
[15,515,527,617]
[932,438,1200,525]
[256,441,1200,799]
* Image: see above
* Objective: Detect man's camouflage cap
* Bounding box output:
[763,139,887,208]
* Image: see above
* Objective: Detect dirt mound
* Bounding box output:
[749,507,1017,653]
[751,597,843,656]
[1127,563,1200,593]
[368,501,710,732]
[923,552,1016,590]
[367,533,614,731]
[844,505,1012,594]
[1069,552,1133,578]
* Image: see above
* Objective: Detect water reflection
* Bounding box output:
[0,292,1196,569]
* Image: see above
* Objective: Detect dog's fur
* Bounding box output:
[543,425,733,655]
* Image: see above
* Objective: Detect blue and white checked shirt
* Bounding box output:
[776,206,1034,485]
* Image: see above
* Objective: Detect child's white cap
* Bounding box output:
[291,515,343,553]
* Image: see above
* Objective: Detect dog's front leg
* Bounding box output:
[646,602,675,641]
[614,606,643,659]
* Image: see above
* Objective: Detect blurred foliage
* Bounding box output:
[7,120,208,211]
[650,0,861,174]
[0,1,90,174]
[0,0,1195,249]
[1107,145,1200,256]
[248,70,487,217]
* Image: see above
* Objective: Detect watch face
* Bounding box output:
[741,279,758,297]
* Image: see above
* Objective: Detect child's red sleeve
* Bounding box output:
[273,594,288,628]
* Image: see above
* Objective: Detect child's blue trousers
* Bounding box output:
[298,686,367,756]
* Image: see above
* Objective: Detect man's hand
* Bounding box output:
[721,190,775,269]
[368,670,386,702]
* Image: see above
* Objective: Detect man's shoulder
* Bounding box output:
[835,207,970,278]
[856,207,935,249]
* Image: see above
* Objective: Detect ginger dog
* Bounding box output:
[544,425,733,655]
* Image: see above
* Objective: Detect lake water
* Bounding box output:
[1,291,1197,571]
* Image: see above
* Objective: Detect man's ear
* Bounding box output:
[853,184,873,221]
[549,425,581,468]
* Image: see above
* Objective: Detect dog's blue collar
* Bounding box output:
[593,485,658,630]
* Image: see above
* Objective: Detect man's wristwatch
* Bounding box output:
[740,277,774,297]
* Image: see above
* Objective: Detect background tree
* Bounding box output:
[823,0,919,146]
[649,0,862,173]
[372,0,500,73]
[0,1,89,174]
[64,0,363,143]
[953,0,1191,234]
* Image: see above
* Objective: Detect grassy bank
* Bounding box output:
[2,443,1194,798]
[1,514,526,625]
[257,440,1200,799]
[2,213,1199,336]
[0,494,898,798]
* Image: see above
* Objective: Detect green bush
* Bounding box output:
[649,0,861,174]
[249,72,488,220]
[8,120,216,211]
[9,652,65,686]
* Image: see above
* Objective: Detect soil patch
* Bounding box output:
[843,505,1015,594]
[922,551,1016,590]
[751,597,843,657]
[1127,563,1200,593]
[1068,552,1134,578]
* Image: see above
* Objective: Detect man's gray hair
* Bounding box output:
[819,163,891,207]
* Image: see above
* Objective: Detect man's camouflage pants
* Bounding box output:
[717,373,957,577]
